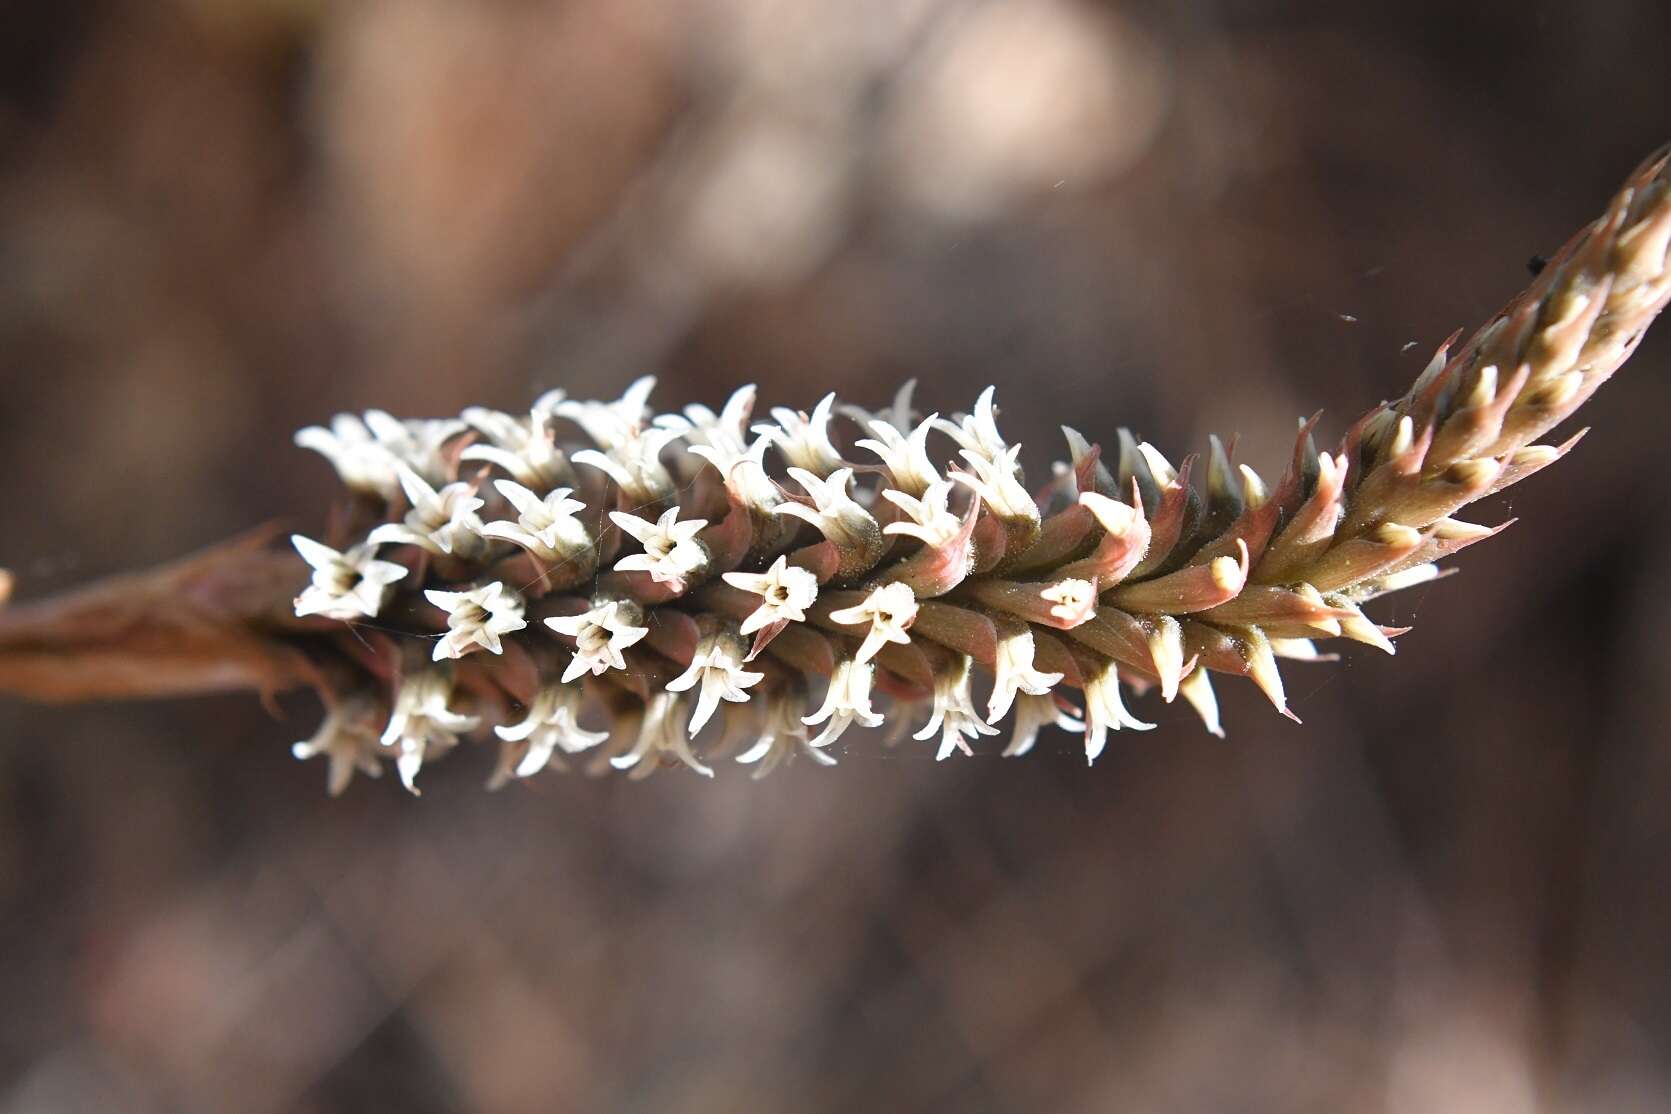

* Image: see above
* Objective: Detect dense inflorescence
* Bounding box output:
[280,148,1671,795]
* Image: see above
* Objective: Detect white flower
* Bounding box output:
[492,683,607,783]
[827,582,919,664]
[880,480,962,547]
[936,386,1009,462]
[773,467,877,551]
[362,411,467,485]
[736,687,835,778]
[610,692,713,779]
[802,657,885,748]
[294,413,401,498]
[687,434,783,516]
[381,668,480,794]
[291,534,407,621]
[292,694,385,796]
[570,428,681,503]
[753,393,844,476]
[722,555,819,636]
[665,631,765,735]
[1003,692,1084,757]
[366,465,487,558]
[913,656,998,760]
[655,385,756,459]
[609,508,709,585]
[1082,661,1154,765]
[987,626,1064,723]
[554,376,657,451]
[479,480,591,563]
[1040,578,1098,626]
[424,581,528,662]
[856,413,942,496]
[545,600,650,682]
[459,406,573,490]
[951,443,1038,522]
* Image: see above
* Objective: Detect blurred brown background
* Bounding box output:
[2,1,1670,1111]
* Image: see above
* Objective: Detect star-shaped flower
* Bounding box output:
[856,412,942,496]
[479,480,592,563]
[987,625,1064,723]
[380,668,480,794]
[291,693,385,796]
[609,508,709,586]
[753,393,844,476]
[554,377,657,451]
[665,631,765,736]
[1002,692,1085,758]
[802,657,884,748]
[722,555,819,636]
[366,465,487,559]
[545,600,650,682]
[1082,660,1154,765]
[736,685,836,778]
[291,534,408,621]
[459,405,574,491]
[610,692,713,779]
[361,411,467,486]
[773,467,878,553]
[1039,578,1098,626]
[880,480,962,547]
[492,682,607,784]
[424,581,528,661]
[913,655,998,760]
[294,413,401,499]
[827,582,919,664]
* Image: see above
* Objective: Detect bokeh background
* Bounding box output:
[2,1,1670,1111]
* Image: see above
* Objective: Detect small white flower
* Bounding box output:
[291,534,408,621]
[292,693,385,796]
[856,413,942,496]
[609,508,709,585]
[479,480,592,563]
[554,376,657,451]
[655,385,756,459]
[951,443,1039,523]
[880,480,962,547]
[493,683,607,783]
[1003,692,1084,757]
[381,668,480,794]
[773,467,877,552]
[1040,578,1098,625]
[570,427,681,504]
[424,581,528,662]
[827,582,919,664]
[802,657,885,748]
[753,393,844,476]
[687,434,784,516]
[610,692,713,779]
[1082,661,1155,765]
[914,655,998,760]
[722,555,819,636]
[294,413,401,498]
[459,406,573,490]
[736,686,835,778]
[366,465,487,558]
[665,631,765,735]
[936,386,1009,462]
[545,600,650,682]
[362,411,468,485]
[987,626,1064,723]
